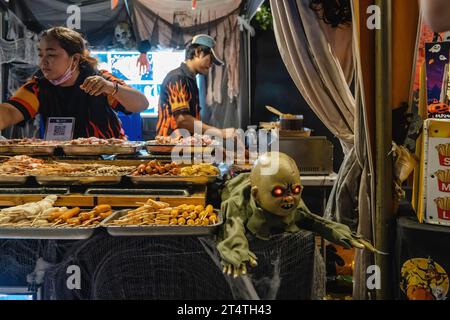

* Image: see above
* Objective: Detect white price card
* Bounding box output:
[44,117,75,141]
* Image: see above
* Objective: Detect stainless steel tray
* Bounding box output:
[62,143,142,156]
[8,145,57,155]
[85,188,190,196]
[0,175,29,185]
[128,175,218,185]
[35,175,123,186]
[0,209,116,240]
[104,209,223,237]
[0,226,97,240]
[145,141,215,155]
[0,187,69,195]
[0,146,11,154]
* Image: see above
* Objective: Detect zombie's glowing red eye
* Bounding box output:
[272,186,284,197]
[293,185,302,195]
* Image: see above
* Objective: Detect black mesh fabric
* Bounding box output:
[0,230,317,300]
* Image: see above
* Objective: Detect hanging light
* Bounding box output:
[192,0,197,10]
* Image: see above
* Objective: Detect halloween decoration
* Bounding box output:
[114,22,136,50]
[217,152,383,278]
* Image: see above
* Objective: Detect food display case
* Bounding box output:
[0,137,223,240]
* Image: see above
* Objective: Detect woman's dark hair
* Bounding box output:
[185,43,212,60]
[310,0,352,28]
[41,27,98,69]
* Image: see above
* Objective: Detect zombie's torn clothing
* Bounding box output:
[217,173,361,268]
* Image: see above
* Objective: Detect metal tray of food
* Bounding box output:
[145,141,215,155]
[85,188,190,196]
[62,143,142,156]
[0,225,97,240]
[0,209,116,240]
[104,209,223,237]
[7,145,58,155]
[35,175,123,186]
[0,187,69,195]
[0,146,12,154]
[128,175,218,185]
[0,175,29,185]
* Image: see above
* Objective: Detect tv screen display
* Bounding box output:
[91,50,185,117]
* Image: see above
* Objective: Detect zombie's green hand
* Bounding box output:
[330,223,388,255]
[222,255,258,278]
[216,209,261,277]
[296,209,388,255]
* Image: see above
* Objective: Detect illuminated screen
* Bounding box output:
[0,294,34,300]
[0,287,39,300]
[91,50,185,117]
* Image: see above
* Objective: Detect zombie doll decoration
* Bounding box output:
[113,22,136,50]
[217,152,383,277]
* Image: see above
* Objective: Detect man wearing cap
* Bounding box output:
[156,34,236,138]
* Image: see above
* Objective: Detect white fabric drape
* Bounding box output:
[131,0,241,106]
[269,0,375,299]
[270,0,355,151]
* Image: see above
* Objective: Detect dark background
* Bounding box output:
[250,29,344,173]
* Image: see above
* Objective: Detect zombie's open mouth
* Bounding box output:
[281,204,294,210]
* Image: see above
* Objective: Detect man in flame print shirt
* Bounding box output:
[157,62,201,136]
[157,34,227,137]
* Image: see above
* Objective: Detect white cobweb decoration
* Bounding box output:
[0,231,325,300]
[0,11,39,66]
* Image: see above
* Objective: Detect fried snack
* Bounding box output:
[66,137,136,146]
[94,204,112,214]
[0,200,114,228]
[60,207,81,222]
[0,195,58,226]
[0,138,59,146]
[131,160,219,177]
[51,204,114,227]
[0,155,46,176]
[0,155,134,177]
[180,164,219,177]
[109,201,219,227]
[154,134,214,146]
[29,163,135,176]
[131,160,181,176]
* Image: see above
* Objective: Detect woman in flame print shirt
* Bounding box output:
[0,27,148,139]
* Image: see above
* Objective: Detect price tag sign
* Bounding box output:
[44,117,75,141]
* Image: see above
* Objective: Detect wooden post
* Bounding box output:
[374,0,394,300]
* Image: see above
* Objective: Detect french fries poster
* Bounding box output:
[424,119,450,224]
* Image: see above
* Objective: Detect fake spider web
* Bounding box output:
[0,231,325,300]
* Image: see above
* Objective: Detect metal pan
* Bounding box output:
[0,187,69,195]
[104,209,223,237]
[0,146,11,154]
[62,143,142,156]
[8,145,57,155]
[0,225,97,240]
[85,188,190,196]
[0,175,29,185]
[145,143,176,154]
[145,142,216,155]
[0,209,117,240]
[35,175,123,186]
[128,175,218,185]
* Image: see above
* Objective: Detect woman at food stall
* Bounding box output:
[0,27,149,139]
